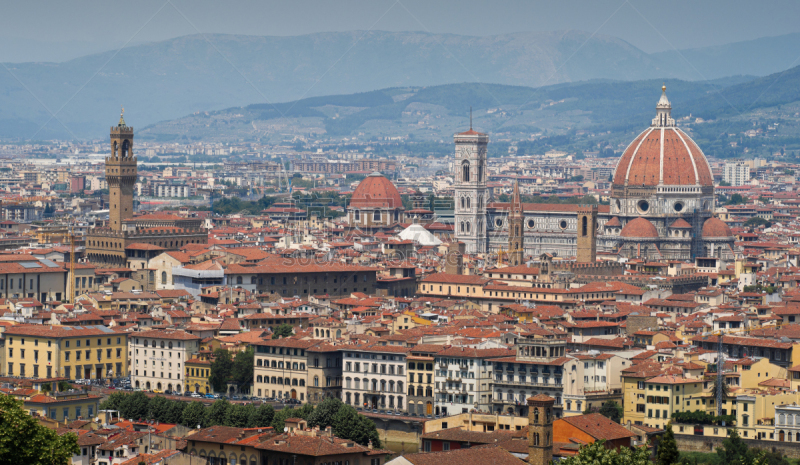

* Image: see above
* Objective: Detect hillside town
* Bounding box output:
[4,90,800,465]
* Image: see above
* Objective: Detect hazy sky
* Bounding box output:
[1,0,799,62]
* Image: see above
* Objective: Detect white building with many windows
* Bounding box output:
[342,345,409,412]
[129,329,200,392]
[433,347,514,416]
[723,161,751,186]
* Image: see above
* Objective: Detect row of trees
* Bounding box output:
[671,410,736,426]
[99,394,381,447]
[563,427,785,465]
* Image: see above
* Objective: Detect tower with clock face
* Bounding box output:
[453,126,489,254]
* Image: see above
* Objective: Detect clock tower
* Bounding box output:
[453,115,489,254]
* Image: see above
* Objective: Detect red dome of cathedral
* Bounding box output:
[349,172,403,209]
[620,218,659,238]
[612,87,713,188]
[702,217,733,238]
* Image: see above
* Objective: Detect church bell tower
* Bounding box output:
[453,110,488,254]
[527,394,555,465]
[508,180,524,266]
[107,109,137,231]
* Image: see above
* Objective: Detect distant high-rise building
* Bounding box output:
[723,161,751,186]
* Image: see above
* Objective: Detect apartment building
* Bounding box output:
[4,324,128,380]
[723,161,751,186]
[129,329,200,392]
[407,344,440,416]
[433,347,514,416]
[562,353,628,417]
[342,344,409,411]
[488,339,567,417]
[252,338,318,401]
[307,343,343,403]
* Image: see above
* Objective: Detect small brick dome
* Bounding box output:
[349,172,403,209]
[620,218,659,238]
[702,217,732,238]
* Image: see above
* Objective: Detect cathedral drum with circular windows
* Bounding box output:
[604,86,732,261]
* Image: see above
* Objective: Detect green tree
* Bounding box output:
[206,400,232,427]
[181,401,207,428]
[232,348,255,388]
[560,440,653,465]
[272,324,294,339]
[719,181,731,186]
[147,396,172,423]
[726,194,746,206]
[99,392,127,411]
[165,400,186,424]
[119,391,150,420]
[209,349,233,392]
[307,397,343,428]
[743,217,771,228]
[598,400,623,423]
[224,403,252,428]
[0,394,79,465]
[251,403,275,428]
[331,404,381,448]
[657,426,680,465]
[750,450,789,465]
[717,429,749,465]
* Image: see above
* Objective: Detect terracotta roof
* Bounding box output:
[557,413,636,441]
[349,173,402,209]
[620,218,659,239]
[703,217,733,238]
[613,126,713,187]
[401,444,525,465]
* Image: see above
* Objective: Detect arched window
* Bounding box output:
[466,197,471,209]
[582,216,587,236]
[161,271,167,283]
[236,276,243,285]
[314,376,319,387]
[462,162,470,182]
[533,407,539,423]
[460,197,465,209]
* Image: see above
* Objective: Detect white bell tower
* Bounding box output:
[453,111,488,254]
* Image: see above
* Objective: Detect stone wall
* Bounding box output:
[675,433,800,459]
[626,315,659,335]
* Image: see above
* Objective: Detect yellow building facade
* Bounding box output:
[4,325,128,380]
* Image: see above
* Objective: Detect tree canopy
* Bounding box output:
[98,392,380,447]
[0,394,79,465]
[559,440,652,465]
[272,323,294,339]
[209,348,234,392]
[657,426,679,465]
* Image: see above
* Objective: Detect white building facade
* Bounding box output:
[342,345,409,412]
[129,329,200,392]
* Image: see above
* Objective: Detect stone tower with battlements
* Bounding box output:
[508,180,524,266]
[453,118,489,254]
[577,204,598,263]
[527,394,554,465]
[107,110,137,231]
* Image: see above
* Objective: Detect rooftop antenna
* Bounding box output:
[469,107,473,130]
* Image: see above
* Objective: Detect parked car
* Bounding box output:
[152,389,163,394]
[191,392,202,398]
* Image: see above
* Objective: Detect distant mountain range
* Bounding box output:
[3,30,800,139]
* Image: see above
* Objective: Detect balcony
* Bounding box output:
[492,379,563,389]
[446,377,462,383]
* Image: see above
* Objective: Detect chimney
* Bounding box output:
[368,440,373,450]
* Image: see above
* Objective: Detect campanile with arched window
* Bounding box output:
[453,116,489,254]
[527,394,555,465]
